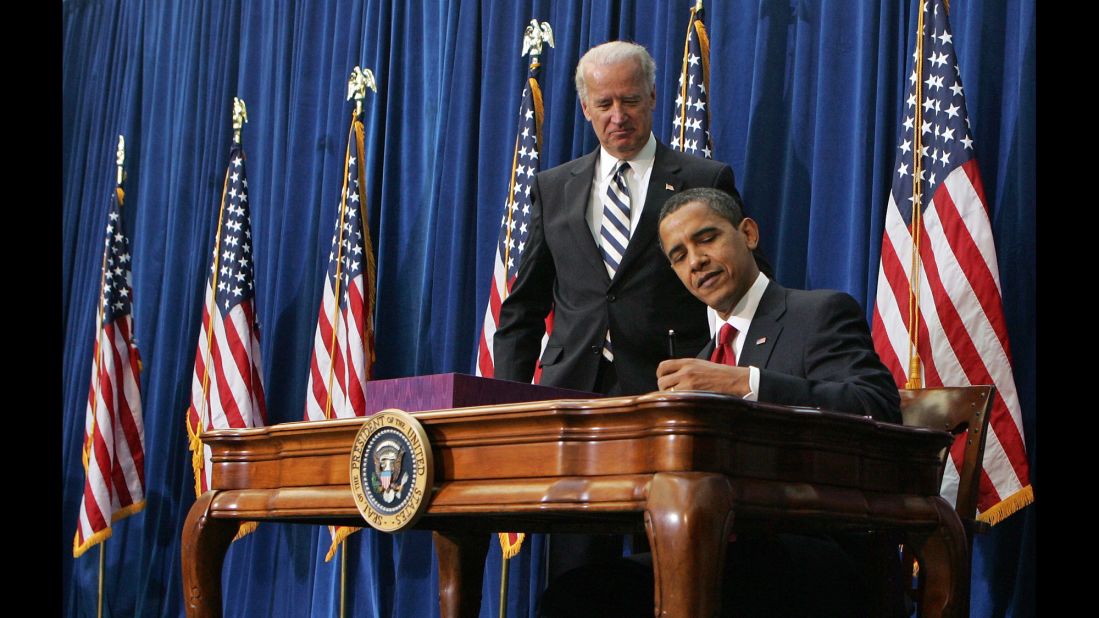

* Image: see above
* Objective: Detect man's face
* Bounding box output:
[580,60,656,159]
[658,201,761,320]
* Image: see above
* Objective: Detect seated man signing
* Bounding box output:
[655,187,900,423]
[540,189,906,617]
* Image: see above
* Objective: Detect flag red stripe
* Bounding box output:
[249,331,268,424]
[874,236,916,384]
[478,335,494,377]
[934,172,1015,365]
[80,474,108,533]
[343,281,367,414]
[223,304,258,423]
[114,321,146,489]
[877,228,944,388]
[871,309,905,385]
[207,322,246,429]
[102,326,135,507]
[926,204,1028,472]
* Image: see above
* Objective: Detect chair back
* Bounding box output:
[899,385,995,520]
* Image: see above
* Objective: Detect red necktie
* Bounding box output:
[709,323,738,366]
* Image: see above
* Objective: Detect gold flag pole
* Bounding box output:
[97,538,105,618]
[333,67,377,618]
[499,23,553,617]
[339,544,348,618]
[190,99,247,495]
[905,1,927,389]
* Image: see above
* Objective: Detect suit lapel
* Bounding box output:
[738,282,786,368]
[697,337,716,361]
[616,144,684,279]
[564,150,611,284]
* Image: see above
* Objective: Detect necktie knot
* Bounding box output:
[718,323,736,346]
[614,160,630,178]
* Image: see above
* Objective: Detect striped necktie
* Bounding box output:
[600,161,631,361]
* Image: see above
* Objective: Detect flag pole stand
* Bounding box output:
[97,540,106,618]
[339,539,347,618]
[498,553,510,618]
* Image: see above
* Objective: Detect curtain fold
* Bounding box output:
[62,1,1036,616]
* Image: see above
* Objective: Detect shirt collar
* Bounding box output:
[597,132,656,179]
[708,273,770,337]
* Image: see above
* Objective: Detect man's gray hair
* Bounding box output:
[574,41,656,103]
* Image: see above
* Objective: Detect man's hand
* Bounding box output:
[656,358,751,396]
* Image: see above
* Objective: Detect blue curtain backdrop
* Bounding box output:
[61,0,1036,616]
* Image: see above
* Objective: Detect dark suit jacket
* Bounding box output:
[494,142,735,394]
[700,281,901,423]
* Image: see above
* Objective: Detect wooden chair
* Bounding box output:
[898,385,997,615]
[900,385,996,531]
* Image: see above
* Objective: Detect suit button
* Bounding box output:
[607,294,616,302]
[591,345,601,355]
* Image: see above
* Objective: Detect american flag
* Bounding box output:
[304,118,376,425]
[476,62,549,382]
[73,187,146,558]
[670,3,712,158]
[187,142,268,498]
[478,54,553,559]
[304,116,377,561]
[871,0,1032,523]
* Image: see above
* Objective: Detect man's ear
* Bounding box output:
[580,97,592,121]
[739,218,760,250]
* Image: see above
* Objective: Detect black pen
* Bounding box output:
[666,329,676,358]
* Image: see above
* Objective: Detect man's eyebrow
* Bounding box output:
[690,225,721,241]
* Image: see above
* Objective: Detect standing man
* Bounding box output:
[494,40,745,396]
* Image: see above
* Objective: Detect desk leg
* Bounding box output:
[181,491,240,618]
[433,531,489,618]
[908,499,969,618]
[644,472,735,618]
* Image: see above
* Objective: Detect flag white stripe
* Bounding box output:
[942,168,1002,295]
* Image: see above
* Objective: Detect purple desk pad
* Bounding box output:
[363,373,596,416]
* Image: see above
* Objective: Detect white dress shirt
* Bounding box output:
[586,133,657,247]
[707,272,771,401]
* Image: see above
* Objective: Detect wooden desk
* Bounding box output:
[182,391,966,617]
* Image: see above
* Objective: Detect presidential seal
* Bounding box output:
[349,408,434,532]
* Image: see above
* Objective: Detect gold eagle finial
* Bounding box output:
[347,66,378,117]
[232,97,248,144]
[522,20,554,60]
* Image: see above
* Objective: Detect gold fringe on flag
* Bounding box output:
[325,526,358,562]
[498,532,526,560]
[977,485,1034,525]
[234,521,258,541]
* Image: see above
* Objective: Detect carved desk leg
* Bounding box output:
[908,499,969,618]
[433,531,489,618]
[645,472,735,618]
[181,492,240,618]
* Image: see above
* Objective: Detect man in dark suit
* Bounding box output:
[540,188,904,617]
[650,186,902,616]
[655,187,900,422]
[493,41,738,396]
